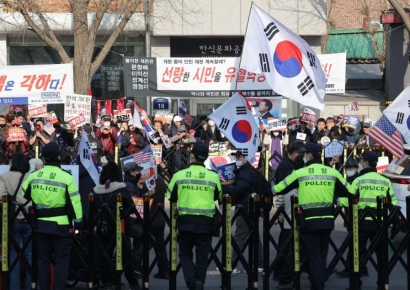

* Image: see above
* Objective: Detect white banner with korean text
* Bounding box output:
[319,52,346,94]
[64,94,92,123]
[0,63,74,104]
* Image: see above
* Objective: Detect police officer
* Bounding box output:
[22,142,83,290]
[167,144,222,290]
[338,151,397,290]
[273,143,352,290]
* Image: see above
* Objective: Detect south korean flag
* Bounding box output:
[208,92,259,163]
[240,4,327,110]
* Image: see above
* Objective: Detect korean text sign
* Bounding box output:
[0,63,74,104]
[64,94,92,123]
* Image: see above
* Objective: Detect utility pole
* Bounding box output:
[145,0,151,57]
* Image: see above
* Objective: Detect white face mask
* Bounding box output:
[346,170,356,177]
[273,132,279,136]
[236,160,243,168]
[208,120,215,126]
[103,121,111,127]
[358,163,363,172]
[303,157,308,164]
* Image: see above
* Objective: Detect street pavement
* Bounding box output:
[71,203,408,289]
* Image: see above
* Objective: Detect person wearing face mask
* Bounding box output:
[206,119,223,144]
[289,117,312,144]
[0,115,10,141]
[221,150,264,274]
[273,143,352,290]
[273,142,305,286]
[95,115,118,159]
[337,151,397,290]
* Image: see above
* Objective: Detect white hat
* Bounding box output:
[128,119,133,126]
[173,115,183,122]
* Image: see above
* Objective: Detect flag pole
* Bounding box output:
[234,1,254,92]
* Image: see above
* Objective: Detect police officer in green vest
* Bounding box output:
[22,142,83,290]
[337,151,397,290]
[273,143,352,290]
[167,144,222,290]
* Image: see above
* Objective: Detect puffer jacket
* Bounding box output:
[0,171,30,220]
[221,161,258,208]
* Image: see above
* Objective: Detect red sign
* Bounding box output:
[7,127,26,142]
[300,108,316,124]
[131,197,153,219]
[67,114,86,129]
[28,104,47,117]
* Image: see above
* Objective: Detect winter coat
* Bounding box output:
[0,171,30,220]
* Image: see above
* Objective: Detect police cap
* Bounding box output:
[191,144,209,162]
[355,151,378,165]
[42,142,60,160]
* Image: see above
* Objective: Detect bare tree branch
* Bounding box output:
[90,0,142,77]
[3,0,71,63]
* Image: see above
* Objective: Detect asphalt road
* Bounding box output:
[70,203,408,290]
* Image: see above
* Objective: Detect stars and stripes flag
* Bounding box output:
[368,115,404,158]
[178,98,194,126]
[208,92,259,163]
[133,151,152,165]
[240,4,327,110]
[382,86,410,146]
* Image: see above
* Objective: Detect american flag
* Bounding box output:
[43,122,55,136]
[178,98,193,126]
[133,151,152,164]
[251,152,261,168]
[368,115,404,158]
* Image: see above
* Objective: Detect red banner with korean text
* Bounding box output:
[7,127,26,142]
[67,114,86,129]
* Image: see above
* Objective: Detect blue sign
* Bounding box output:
[0,97,28,105]
[152,97,170,110]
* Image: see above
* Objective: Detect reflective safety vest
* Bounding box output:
[339,171,397,220]
[274,163,350,221]
[167,163,222,218]
[22,165,83,225]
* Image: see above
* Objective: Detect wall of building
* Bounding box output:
[152,0,326,37]
[331,0,410,30]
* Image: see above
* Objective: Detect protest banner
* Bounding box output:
[64,94,92,123]
[7,127,26,142]
[67,114,87,129]
[113,108,132,122]
[324,141,344,158]
[267,118,287,131]
[300,108,316,124]
[154,110,174,125]
[28,104,48,118]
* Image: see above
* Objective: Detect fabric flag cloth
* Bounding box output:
[133,151,152,165]
[208,92,259,163]
[78,130,100,185]
[270,137,282,170]
[348,101,359,112]
[132,102,158,143]
[383,86,410,145]
[368,115,404,158]
[43,122,55,136]
[178,98,194,126]
[240,4,327,110]
[132,105,144,130]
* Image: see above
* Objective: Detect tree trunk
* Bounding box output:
[72,0,93,95]
[388,0,410,32]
